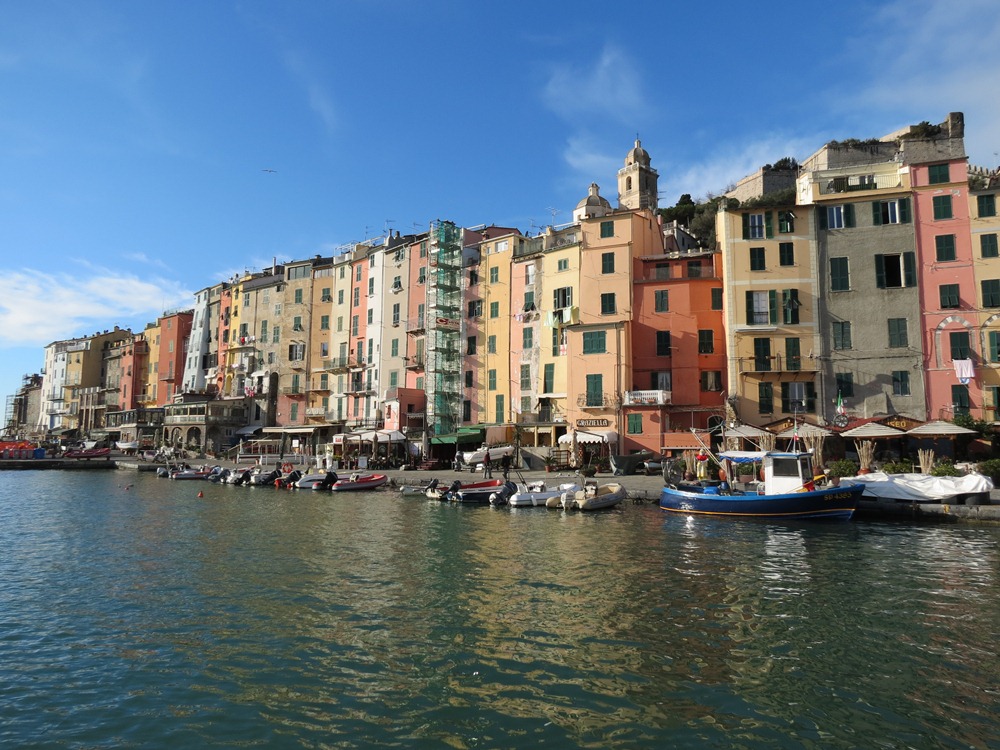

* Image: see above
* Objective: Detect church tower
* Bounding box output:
[617,138,659,210]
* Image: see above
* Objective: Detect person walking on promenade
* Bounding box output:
[483,449,492,478]
[500,452,512,481]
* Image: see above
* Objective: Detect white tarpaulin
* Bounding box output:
[847,471,993,501]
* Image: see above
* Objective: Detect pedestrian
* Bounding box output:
[483,449,492,478]
[500,452,512,481]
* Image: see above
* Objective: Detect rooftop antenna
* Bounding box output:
[384,219,395,234]
[547,207,560,224]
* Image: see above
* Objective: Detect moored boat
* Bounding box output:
[660,450,863,520]
[563,480,626,511]
[62,447,111,459]
[457,480,516,504]
[170,465,223,480]
[330,473,389,492]
[426,478,502,501]
[503,481,580,507]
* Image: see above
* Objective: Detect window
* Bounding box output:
[392,303,400,326]
[983,280,1000,308]
[935,234,957,261]
[627,413,642,435]
[655,290,669,312]
[892,371,911,396]
[419,241,427,258]
[272,326,280,343]
[781,289,800,324]
[294,288,303,304]
[464,370,473,388]
[469,269,479,286]
[928,163,950,184]
[415,376,424,390]
[292,315,303,331]
[656,331,671,356]
[950,331,971,360]
[260,320,268,339]
[552,327,567,356]
[392,275,401,289]
[467,336,476,355]
[367,309,373,325]
[487,369,496,390]
[698,330,714,354]
[779,242,794,266]
[888,318,908,347]
[355,265,362,281]
[554,287,573,309]
[390,339,399,357]
[338,289,344,304]
[758,382,774,414]
[388,371,398,388]
[711,288,723,310]
[746,290,776,325]
[489,266,499,284]
[585,374,603,406]
[651,371,671,391]
[833,321,852,350]
[753,337,771,371]
[821,204,855,229]
[495,394,504,424]
[744,212,767,239]
[951,384,970,417]
[600,220,614,238]
[557,258,569,272]
[243,292,250,307]
[978,194,997,218]
[872,198,911,225]
[320,315,330,330]
[337,316,343,332]
[600,293,616,314]
[353,288,360,306]
[522,327,533,350]
[462,400,472,421]
[830,257,850,291]
[543,363,554,392]
[836,372,854,398]
[490,301,499,318]
[700,371,722,392]
[290,403,299,421]
[368,278,375,296]
[468,299,483,318]
[749,247,765,271]
[932,195,953,220]
[487,335,496,354]
[940,284,960,309]
[602,252,615,273]
[875,253,917,288]
[418,267,426,284]
[990,331,1000,362]
[583,331,607,354]
[982,234,999,258]
[786,337,801,371]
[781,382,816,413]
[778,211,794,234]
[520,365,531,390]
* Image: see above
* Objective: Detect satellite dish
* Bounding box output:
[833,414,849,428]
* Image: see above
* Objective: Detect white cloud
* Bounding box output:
[283,49,337,135]
[543,44,648,124]
[0,267,192,347]
[561,134,620,183]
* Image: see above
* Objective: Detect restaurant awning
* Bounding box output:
[235,425,262,436]
[263,426,317,434]
[840,423,906,438]
[775,422,832,438]
[905,420,977,436]
[558,430,619,445]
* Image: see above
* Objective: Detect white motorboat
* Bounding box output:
[503,481,580,507]
[847,471,993,504]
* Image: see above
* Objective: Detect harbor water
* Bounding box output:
[3,471,1000,748]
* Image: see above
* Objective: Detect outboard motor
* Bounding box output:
[234,468,253,486]
[442,479,462,501]
[425,478,439,491]
[316,470,339,491]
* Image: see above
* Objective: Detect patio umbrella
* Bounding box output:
[906,420,978,472]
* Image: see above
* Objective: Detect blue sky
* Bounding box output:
[2,0,1000,408]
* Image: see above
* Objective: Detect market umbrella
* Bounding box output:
[906,420,977,472]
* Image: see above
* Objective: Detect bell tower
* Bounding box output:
[617,138,659,210]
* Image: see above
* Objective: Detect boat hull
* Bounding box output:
[659,483,864,520]
[330,474,389,492]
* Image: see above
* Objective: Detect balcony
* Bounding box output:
[820,172,902,195]
[324,356,351,372]
[405,355,425,370]
[228,336,258,350]
[576,393,621,409]
[738,355,819,374]
[305,407,327,417]
[406,318,426,335]
[348,355,367,370]
[642,264,719,282]
[279,386,305,397]
[623,389,671,406]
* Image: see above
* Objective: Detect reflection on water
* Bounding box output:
[1,472,1000,748]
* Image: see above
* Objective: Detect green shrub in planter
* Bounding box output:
[879,460,914,475]
[827,458,859,479]
[977,458,1000,483]
[930,459,961,477]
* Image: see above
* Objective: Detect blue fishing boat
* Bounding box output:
[659,450,863,520]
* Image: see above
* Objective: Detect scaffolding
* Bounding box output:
[425,220,464,436]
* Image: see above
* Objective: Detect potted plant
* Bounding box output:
[544,453,557,473]
[827,458,859,486]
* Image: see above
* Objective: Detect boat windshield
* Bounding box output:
[771,457,801,478]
